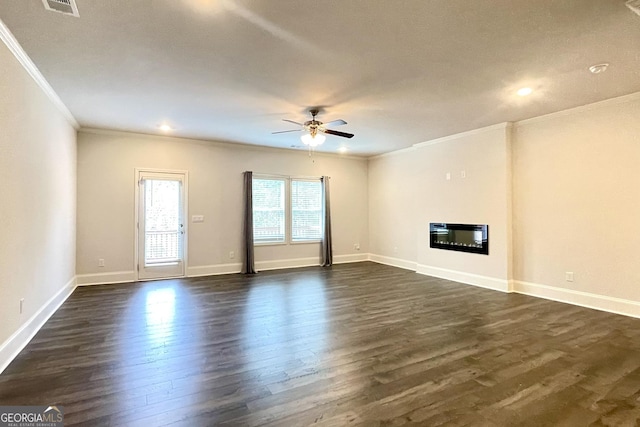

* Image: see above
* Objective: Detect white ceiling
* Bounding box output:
[1,0,639,156]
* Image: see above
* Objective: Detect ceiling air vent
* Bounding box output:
[42,0,79,17]
[627,0,640,16]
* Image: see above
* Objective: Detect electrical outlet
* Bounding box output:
[565,272,574,282]
[20,298,24,314]
[98,258,105,267]
[446,172,451,181]
[229,251,235,259]
[461,170,466,179]
[354,243,360,251]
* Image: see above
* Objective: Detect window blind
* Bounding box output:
[291,180,322,242]
[252,178,286,243]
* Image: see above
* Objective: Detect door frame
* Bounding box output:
[134,168,189,281]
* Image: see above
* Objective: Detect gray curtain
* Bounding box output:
[241,171,256,274]
[321,176,333,266]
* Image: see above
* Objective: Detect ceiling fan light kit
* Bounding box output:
[301,132,326,147]
[274,108,354,151]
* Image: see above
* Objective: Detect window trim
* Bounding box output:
[252,175,287,245]
[290,178,323,244]
[252,174,323,246]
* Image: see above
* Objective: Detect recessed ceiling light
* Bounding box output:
[588,63,609,74]
[516,87,533,97]
[159,124,173,132]
[338,147,348,153]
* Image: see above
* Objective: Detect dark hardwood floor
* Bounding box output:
[1,262,640,426]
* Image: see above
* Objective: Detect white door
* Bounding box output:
[137,171,186,280]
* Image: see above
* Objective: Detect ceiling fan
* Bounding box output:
[273,109,354,147]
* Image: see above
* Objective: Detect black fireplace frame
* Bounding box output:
[429,223,489,255]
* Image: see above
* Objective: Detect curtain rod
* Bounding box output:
[247,172,330,180]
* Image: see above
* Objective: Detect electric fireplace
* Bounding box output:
[429,223,489,255]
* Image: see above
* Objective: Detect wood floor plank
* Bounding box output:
[1,262,640,425]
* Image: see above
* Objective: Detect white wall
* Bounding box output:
[368,92,640,316]
[368,125,512,291]
[76,130,368,282]
[513,94,640,305]
[368,148,420,269]
[0,39,77,370]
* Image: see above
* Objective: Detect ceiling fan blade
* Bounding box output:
[323,119,347,127]
[272,129,302,134]
[323,129,354,139]
[282,119,303,126]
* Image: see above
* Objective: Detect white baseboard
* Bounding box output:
[77,256,371,283]
[0,276,77,375]
[187,263,242,277]
[368,254,417,271]
[416,264,510,293]
[76,270,136,286]
[188,255,368,276]
[256,257,320,272]
[513,280,640,319]
[334,253,369,264]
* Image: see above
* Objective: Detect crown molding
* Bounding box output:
[515,91,640,128]
[78,127,367,161]
[0,18,79,129]
[368,145,417,160]
[371,122,511,160]
[412,122,512,149]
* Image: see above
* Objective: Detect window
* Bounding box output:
[291,180,322,242]
[252,176,323,244]
[252,178,286,243]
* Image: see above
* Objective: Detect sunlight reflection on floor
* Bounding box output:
[145,287,176,346]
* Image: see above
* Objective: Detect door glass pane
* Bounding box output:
[144,179,181,264]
